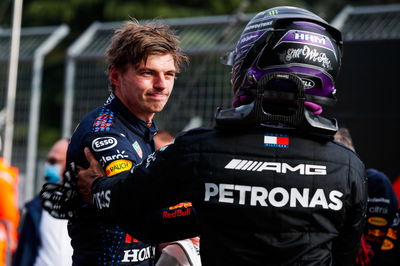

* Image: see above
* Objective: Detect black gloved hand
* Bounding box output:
[40,162,80,219]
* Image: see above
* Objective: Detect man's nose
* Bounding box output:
[154,74,167,90]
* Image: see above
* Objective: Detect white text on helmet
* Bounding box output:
[295,32,326,45]
[286,45,331,69]
[244,21,273,32]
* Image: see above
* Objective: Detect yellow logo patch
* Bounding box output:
[368,216,388,227]
[106,159,132,176]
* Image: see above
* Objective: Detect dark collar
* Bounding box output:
[105,93,158,142]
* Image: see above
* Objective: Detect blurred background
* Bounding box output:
[0,0,400,204]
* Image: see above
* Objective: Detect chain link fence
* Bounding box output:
[0,25,69,201]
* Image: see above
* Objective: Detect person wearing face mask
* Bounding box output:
[13,139,72,266]
[44,158,63,184]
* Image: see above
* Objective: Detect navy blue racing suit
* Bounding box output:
[67,93,196,265]
[363,169,398,251]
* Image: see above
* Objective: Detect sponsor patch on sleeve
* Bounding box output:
[105,159,133,176]
[368,216,388,227]
[162,202,193,219]
[367,229,386,237]
[92,136,118,152]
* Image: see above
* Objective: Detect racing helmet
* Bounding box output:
[229,6,343,114]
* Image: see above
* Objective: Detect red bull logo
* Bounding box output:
[163,208,191,219]
[367,229,386,237]
[168,202,192,210]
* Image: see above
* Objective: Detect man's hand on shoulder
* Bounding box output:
[76,147,106,204]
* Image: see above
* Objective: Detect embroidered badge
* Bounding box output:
[105,159,132,176]
[132,141,143,158]
[264,133,289,148]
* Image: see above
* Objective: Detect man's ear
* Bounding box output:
[109,66,120,87]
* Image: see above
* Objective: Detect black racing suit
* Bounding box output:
[67,93,196,265]
[91,125,368,266]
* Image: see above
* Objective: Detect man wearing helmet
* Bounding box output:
[74,6,367,265]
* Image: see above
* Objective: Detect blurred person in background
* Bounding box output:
[74,6,367,265]
[371,209,400,266]
[13,139,72,266]
[40,20,198,265]
[334,127,399,265]
[364,169,398,252]
[0,141,20,266]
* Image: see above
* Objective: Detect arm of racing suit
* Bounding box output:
[63,130,143,219]
[90,141,200,243]
[83,132,199,243]
[332,157,368,266]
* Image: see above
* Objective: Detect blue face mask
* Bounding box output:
[44,163,62,184]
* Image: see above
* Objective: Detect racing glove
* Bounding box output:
[40,162,80,219]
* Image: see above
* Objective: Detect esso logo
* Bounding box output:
[92,137,117,152]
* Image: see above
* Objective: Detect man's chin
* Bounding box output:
[148,104,167,114]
